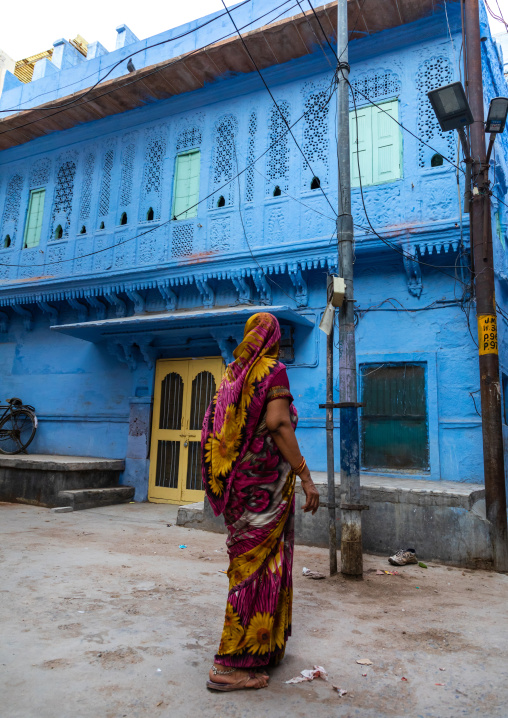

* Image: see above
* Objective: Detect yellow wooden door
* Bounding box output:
[148,357,223,504]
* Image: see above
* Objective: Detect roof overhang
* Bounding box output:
[0,0,458,151]
[50,304,315,343]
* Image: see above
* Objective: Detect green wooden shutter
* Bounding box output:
[372,100,401,184]
[23,189,45,249]
[172,150,200,220]
[350,105,373,188]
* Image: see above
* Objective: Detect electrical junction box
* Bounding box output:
[331,276,346,307]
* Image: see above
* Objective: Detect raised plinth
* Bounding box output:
[0,454,128,509]
[176,473,490,568]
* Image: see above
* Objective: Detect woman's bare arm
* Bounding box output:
[265,397,320,515]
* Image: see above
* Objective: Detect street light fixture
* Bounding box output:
[427,81,474,132]
[485,96,508,134]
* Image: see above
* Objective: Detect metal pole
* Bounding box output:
[326,314,338,575]
[337,0,365,576]
[465,0,508,571]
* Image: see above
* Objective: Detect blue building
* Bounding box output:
[0,0,507,505]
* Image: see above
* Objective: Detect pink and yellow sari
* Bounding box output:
[201,313,296,668]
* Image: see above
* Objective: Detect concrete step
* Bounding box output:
[57,486,135,511]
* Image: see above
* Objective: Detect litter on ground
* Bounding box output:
[356,659,373,666]
[302,567,326,580]
[376,569,400,575]
[332,687,347,696]
[285,666,328,684]
[178,545,187,549]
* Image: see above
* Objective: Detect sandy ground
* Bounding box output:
[1,501,508,718]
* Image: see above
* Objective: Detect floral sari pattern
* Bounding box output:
[201,313,296,667]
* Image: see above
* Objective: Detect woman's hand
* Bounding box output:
[301,475,320,515]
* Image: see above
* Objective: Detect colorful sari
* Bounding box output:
[201,313,296,668]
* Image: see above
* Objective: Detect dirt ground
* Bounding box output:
[1,501,508,718]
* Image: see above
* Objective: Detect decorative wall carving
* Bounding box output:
[266,101,290,194]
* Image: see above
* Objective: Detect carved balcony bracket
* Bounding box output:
[12,304,33,331]
[195,277,215,308]
[158,283,177,312]
[210,329,238,365]
[107,340,137,371]
[67,298,88,323]
[86,296,107,320]
[137,339,158,370]
[105,292,127,318]
[231,272,252,303]
[126,289,145,314]
[253,270,272,305]
[37,301,59,325]
[402,245,423,298]
[288,268,308,307]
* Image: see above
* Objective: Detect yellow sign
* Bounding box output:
[478,314,498,355]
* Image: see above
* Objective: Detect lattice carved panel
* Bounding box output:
[416,56,455,168]
[176,126,202,151]
[140,128,167,221]
[209,114,238,208]
[1,174,24,246]
[266,101,290,193]
[172,223,194,257]
[349,70,401,108]
[302,84,330,186]
[98,149,114,219]
[51,161,77,238]
[120,144,135,208]
[246,111,257,203]
[29,158,51,188]
[80,152,95,221]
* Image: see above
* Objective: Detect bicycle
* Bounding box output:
[0,398,38,454]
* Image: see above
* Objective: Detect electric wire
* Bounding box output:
[232,135,298,306]
[220,0,338,219]
[0,0,300,138]
[0,0,292,114]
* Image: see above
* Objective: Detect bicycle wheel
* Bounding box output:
[0,409,37,454]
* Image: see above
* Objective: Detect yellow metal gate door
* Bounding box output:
[148,358,223,504]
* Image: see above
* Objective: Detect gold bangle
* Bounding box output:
[293,457,306,475]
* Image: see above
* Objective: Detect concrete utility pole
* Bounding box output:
[465,0,508,571]
[336,0,366,576]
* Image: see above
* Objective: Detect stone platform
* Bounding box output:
[176,472,491,568]
[0,454,132,510]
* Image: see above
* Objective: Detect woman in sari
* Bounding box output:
[201,312,320,692]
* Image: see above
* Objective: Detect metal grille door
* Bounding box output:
[186,371,217,492]
[148,358,223,504]
[361,363,429,471]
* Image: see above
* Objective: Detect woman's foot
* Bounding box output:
[207,663,269,690]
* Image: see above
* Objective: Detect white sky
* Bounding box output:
[1,0,508,62]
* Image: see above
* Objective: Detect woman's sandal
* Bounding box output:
[206,665,268,692]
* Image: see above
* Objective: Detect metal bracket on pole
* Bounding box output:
[341,504,369,511]
[319,402,363,409]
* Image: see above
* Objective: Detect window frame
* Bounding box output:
[23,187,46,249]
[172,148,201,221]
[358,351,440,479]
[350,98,403,189]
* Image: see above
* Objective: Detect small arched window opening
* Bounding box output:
[54,224,63,240]
[431,153,444,167]
[146,207,154,221]
[120,212,127,225]
[99,221,105,230]
[3,234,11,248]
[273,185,281,197]
[310,176,321,190]
[217,195,226,208]
[80,225,86,234]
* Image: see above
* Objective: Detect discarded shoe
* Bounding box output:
[388,548,418,566]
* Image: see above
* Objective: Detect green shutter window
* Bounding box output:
[350,100,402,188]
[23,188,46,249]
[172,150,200,220]
[350,105,373,187]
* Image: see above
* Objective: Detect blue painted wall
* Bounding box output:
[1,1,508,497]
